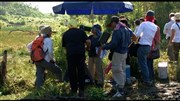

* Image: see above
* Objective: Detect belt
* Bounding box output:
[139,44,150,47]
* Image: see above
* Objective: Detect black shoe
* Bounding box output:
[96,83,104,88]
[142,81,153,87]
[78,90,84,97]
[104,88,116,96]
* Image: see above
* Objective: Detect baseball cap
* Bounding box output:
[146,10,155,16]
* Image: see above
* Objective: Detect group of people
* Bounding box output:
[27,10,180,98]
[163,12,180,81]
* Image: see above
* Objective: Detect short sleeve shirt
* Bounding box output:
[171,22,180,42]
[62,28,88,56]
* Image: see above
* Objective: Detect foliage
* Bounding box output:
[86,86,106,100]
[0,2,44,17]
[0,1,180,100]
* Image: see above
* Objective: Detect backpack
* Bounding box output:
[30,36,47,62]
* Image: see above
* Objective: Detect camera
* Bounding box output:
[79,25,92,32]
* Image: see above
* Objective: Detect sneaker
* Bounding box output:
[104,88,116,96]
[112,91,122,97]
[143,81,153,87]
[78,90,84,97]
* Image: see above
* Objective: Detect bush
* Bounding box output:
[86,86,106,100]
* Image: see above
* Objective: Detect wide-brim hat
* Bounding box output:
[41,25,52,35]
[169,12,175,17]
[106,16,119,27]
[174,12,180,20]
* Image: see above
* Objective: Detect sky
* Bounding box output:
[23,2,63,14]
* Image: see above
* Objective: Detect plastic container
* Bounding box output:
[158,62,168,79]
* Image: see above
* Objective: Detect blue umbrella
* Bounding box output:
[52,1,133,15]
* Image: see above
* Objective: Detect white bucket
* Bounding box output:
[158,62,168,79]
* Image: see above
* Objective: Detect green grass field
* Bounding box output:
[0,30,178,100]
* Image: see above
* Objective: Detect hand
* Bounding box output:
[168,42,172,47]
[85,46,90,51]
[101,44,106,50]
[50,60,55,64]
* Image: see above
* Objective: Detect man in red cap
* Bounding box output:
[134,10,159,86]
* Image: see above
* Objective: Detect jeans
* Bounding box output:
[35,60,62,88]
[147,58,154,81]
[137,45,151,83]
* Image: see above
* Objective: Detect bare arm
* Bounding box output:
[154,27,161,49]
[168,29,175,46]
[163,23,167,35]
[85,39,91,51]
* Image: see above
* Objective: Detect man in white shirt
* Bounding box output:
[168,12,180,81]
[135,10,158,87]
[163,13,175,61]
[27,26,62,88]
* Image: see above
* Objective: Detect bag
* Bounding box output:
[30,36,47,62]
[128,42,139,57]
[98,32,111,45]
[108,50,114,61]
[148,48,160,59]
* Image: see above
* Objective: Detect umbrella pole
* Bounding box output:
[89,14,94,25]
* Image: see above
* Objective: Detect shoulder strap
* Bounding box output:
[176,23,180,30]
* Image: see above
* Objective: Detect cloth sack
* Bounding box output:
[148,48,160,59]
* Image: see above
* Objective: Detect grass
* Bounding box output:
[0,30,179,100]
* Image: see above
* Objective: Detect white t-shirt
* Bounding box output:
[27,35,54,62]
[134,25,139,34]
[171,22,180,43]
[135,21,158,46]
[163,20,175,39]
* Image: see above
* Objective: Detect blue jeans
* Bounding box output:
[137,45,151,83]
[147,58,154,81]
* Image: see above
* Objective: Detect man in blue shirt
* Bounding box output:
[102,16,135,97]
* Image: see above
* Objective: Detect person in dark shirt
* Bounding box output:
[62,19,91,97]
[87,24,104,88]
[102,16,134,97]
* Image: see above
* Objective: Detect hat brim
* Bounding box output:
[106,22,112,27]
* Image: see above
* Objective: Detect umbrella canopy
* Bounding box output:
[52,1,133,15]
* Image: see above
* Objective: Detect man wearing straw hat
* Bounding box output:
[163,12,175,61]
[168,12,180,81]
[27,25,63,88]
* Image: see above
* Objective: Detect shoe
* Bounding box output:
[96,84,103,88]
[112,91,122,97]
[130,77,137,84]
[78,90,84,97]
[142,81,153,87]
[104,88,116,96]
